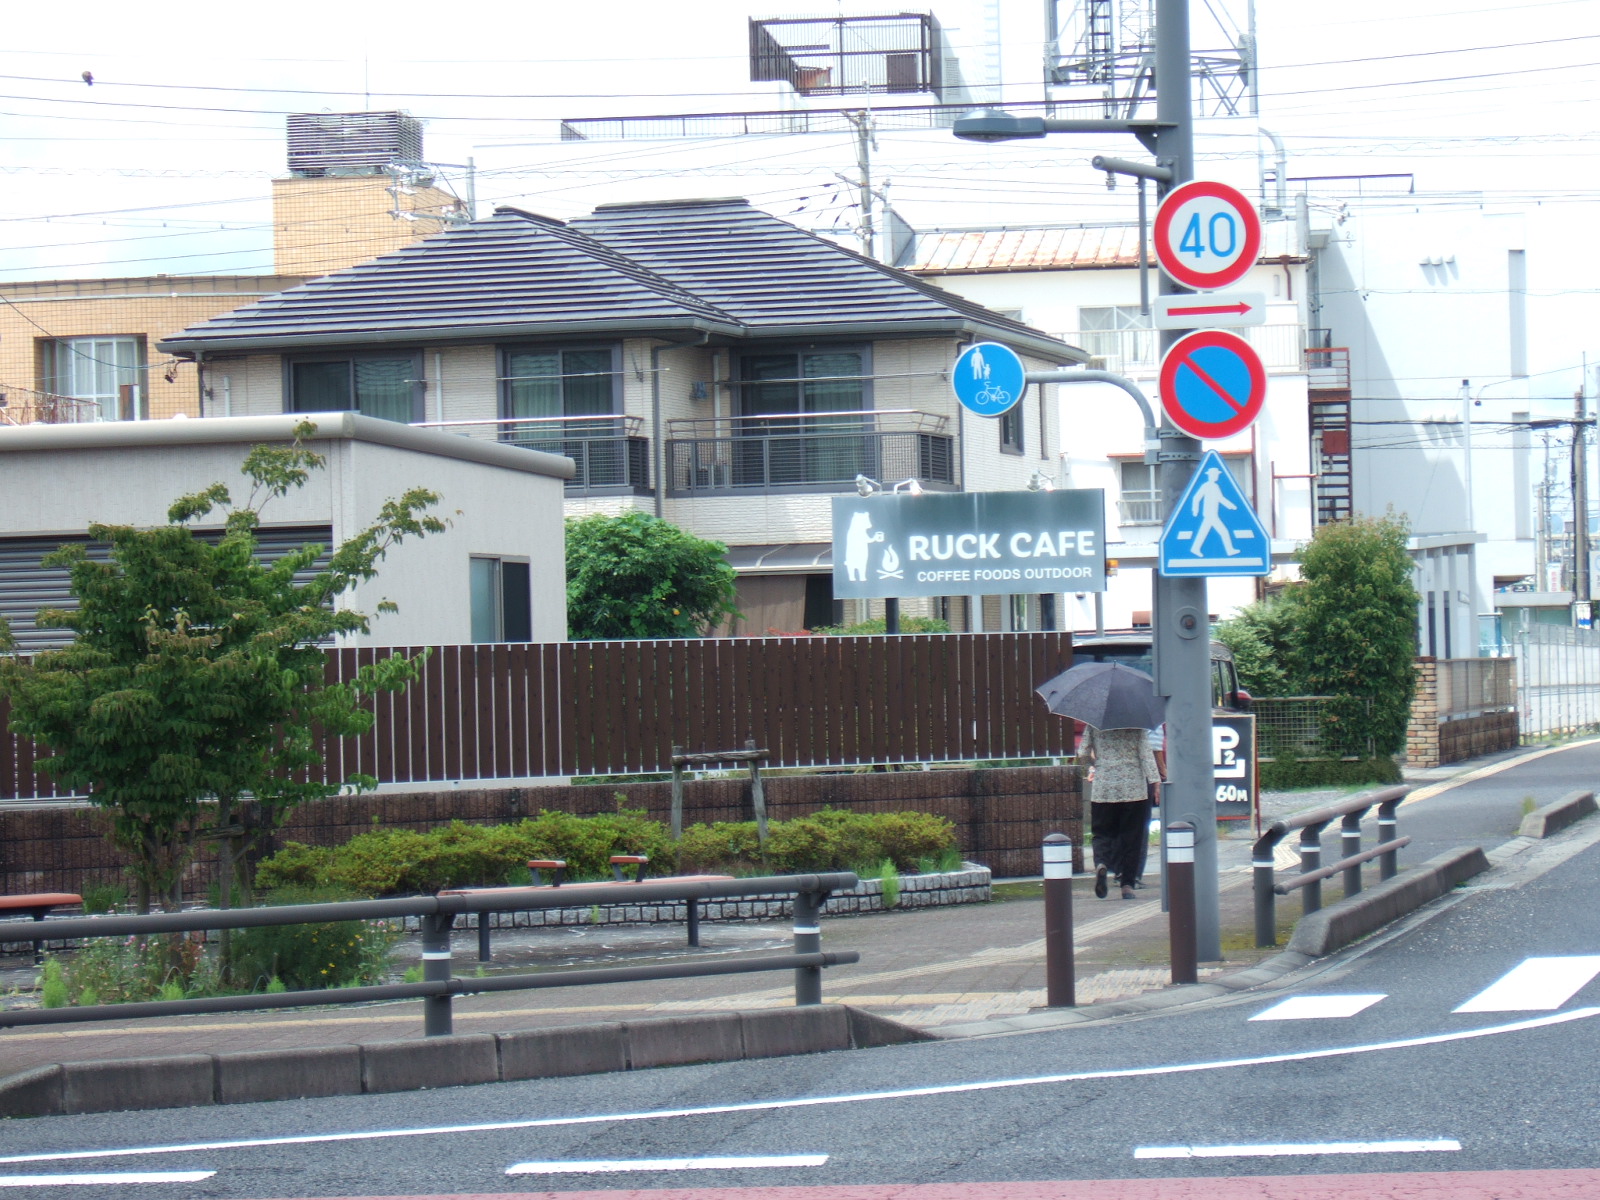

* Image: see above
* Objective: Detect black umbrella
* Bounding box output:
[1035,662,1166,731]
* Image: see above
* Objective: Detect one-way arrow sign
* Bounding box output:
[1153,291,1267,330]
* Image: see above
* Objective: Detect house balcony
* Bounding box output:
[0,389,103,426]
[665,409,956,496]
[1061,323,1310,378]
[413,415,651,497]
[1116,489,1163,525]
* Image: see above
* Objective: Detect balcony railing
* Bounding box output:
[1117,489,1163,525]
[1060,324,1308,376]
[1305,346,1352,391]
[412,415,650,495]
[666,409,954,495]
[0,388,101,426]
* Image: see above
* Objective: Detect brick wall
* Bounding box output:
[1406,656,1520,767]
[0,765,1082,900]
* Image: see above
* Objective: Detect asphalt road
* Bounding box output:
[3,806,1598,1200]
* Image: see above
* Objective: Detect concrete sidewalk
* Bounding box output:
[0,740,1589,1085]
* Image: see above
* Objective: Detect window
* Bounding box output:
[288,352,420,422]
[1078,305,1156,369]
[470,558,532,643]
[501,347,617,426]
[42,336,146,420]
[734,347,870,485]
[999,398,1023,455]
[1117,456,1253,525]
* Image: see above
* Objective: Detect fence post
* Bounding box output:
[476,911,492,963]
[1167,822,1197,985]
[670,745,685,839]
[1042,833,1075,1007]
[1341,810,1365,897]
[746,738,769,847]
[793,888,822,1006]
[421,911,455,1037]
[1300,822,1326,915]
[1253,830,1279,948]
[1378,797,1401,880]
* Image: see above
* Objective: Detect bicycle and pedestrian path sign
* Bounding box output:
[1158,449,1271,578]
[952,341,1025,417]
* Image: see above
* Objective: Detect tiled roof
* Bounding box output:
[159,210,742,353]
[160,200,1081,362]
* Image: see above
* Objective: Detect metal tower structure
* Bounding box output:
[1044,0,1256,118]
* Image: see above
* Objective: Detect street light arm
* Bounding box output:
[953,109,1175,143]
[1027,368,1161,461]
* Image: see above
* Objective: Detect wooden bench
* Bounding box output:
[0,893,83,962]
[440,857,734,961]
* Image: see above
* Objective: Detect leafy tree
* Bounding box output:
[1294,514,1420,755]
[565,511,739,639]
[1213,592,1305,698]
[0,422,445,911]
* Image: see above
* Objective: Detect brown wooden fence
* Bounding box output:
[0,632,1076,802]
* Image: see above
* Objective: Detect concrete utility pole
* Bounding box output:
[1149,0,1222,962]
[954,0,1220,961]
[1574,387,1590,605]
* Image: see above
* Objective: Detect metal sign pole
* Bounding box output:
[1152,0,1221,962]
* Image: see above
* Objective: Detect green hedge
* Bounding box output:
[1258,756,1402,790]
[257,807,957,898]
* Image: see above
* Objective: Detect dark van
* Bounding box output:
[1070,632,1251,713]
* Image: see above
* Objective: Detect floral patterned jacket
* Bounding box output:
[1078,726,1160,804]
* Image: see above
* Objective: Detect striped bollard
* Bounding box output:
[1167,821,1197,985]
[1043,833,1075,1007]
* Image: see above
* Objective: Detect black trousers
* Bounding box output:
[1091,797,1152,888]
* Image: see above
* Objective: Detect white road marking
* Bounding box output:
[1455,955,1600,1013]
[3,1006,1595,1167]
[1135,1139,1459,1159]
[507,1154,827,1175]
[1249,994,1387,1021]
[0,1171,216,1187]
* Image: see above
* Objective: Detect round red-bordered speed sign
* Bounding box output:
[1159,329,1267,440]
[1153,180,1262,292]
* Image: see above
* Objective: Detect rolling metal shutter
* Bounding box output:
[0,524,334,653]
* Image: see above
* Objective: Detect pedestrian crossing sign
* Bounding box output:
[1158,450,1272,577]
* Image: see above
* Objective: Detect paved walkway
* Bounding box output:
[0,741,1587,1080]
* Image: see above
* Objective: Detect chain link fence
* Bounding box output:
[1251,696,1376,761]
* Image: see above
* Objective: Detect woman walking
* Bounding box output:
[1079,725,1161,901]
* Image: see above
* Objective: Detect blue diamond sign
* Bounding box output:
[1158,450,1271,578]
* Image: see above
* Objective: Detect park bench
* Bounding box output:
[0,892,83,962]
[440,856,733,960]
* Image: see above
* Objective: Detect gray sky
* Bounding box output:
[1,0,1597,279]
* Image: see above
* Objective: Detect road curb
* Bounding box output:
[1519,790,1597,839]
[1284,845,1491,957]
[0,1004,930,1118]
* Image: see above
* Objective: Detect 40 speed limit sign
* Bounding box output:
[1154,180,1263,292]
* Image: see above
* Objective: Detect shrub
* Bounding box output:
[676,808,955,875]
[811,616,951,636]
[258,810,677,897]
[1258,756,1402,790]
[226,887,400,992]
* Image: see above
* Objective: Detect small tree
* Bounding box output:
[1213,592,1305,698]
[1294,514,1419,756]
[0,423,445,911]
[565,511,739,639]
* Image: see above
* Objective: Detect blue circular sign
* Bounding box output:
[952,342,1026,417]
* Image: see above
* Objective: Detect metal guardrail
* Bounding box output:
[1252,786,1411,947]
[0,873,860,1037]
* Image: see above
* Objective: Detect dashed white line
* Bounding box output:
[1249,994,1387,1021]
[1135,1139,1459,1159]
[507,1154,827,1175]
[0,1171,216,1187]
[1455,955,1600,1013]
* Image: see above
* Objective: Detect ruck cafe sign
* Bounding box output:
[830,490,1107,600]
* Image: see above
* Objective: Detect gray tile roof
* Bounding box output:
[160,199,1082,363]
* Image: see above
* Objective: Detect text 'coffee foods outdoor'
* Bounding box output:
[832,490,1107,600]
